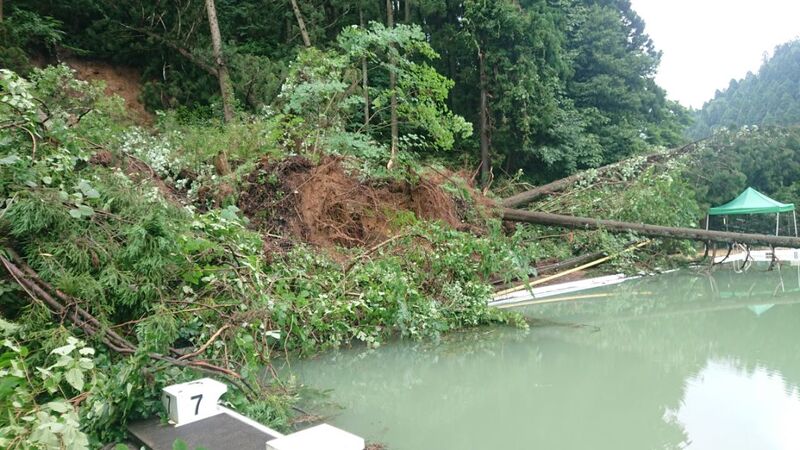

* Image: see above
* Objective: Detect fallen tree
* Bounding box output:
[501,141,704,208]
[502,208,800,248]
[0,248,257,397]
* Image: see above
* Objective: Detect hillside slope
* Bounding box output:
[689,39,800,139]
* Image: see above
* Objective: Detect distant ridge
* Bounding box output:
[689,39,800,139]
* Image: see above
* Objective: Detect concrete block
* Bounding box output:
[162,378,227,426]
[266,424,365,450]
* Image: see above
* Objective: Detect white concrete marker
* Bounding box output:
[266,424,365,450]
[162,378,228,426]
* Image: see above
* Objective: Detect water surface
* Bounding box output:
[290,267,800,449]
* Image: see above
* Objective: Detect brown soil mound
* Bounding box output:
[239,156,486,250]
[65,58,153,125]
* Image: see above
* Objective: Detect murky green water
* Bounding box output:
[290,266,800,449]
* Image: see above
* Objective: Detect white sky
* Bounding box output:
[629,0,800,108]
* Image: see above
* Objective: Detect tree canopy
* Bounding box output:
[3,0,688,183]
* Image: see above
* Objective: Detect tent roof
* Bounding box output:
[708,187,795,216]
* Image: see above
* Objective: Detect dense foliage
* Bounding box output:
[6,0,688,182]
[0,65,618,449]
[689,39,800,139]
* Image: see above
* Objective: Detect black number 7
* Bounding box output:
[191,394,203,415]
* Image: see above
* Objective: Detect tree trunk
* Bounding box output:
[360,9,370,131]
[478,48,491,187]
[501,140,704,208]
[289,0,312,47]
[501,209,800,248]
[386,0,398,169]
[205,0,235,124]
[204,0,233,175]
[0,0,4,23]
[404,0,411,22]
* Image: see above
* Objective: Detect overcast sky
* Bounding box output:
[629,0,800,109]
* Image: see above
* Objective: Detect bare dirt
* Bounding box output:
[238,156,491,252]
[64,58,153,125]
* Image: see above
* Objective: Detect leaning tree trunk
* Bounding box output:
[0,0,4,23]
[501,140,703,208]
[404,0,411,22]
[386,0,399,170]
[204,0,233,175]
[289,0,312,47]
[478,47,491,187]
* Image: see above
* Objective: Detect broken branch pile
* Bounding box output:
[0,248,254,396]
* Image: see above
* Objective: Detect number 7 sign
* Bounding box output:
[162,378,227,426]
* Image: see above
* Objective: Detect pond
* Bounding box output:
[289,266,800,449]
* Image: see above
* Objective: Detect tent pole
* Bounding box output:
[794,211,798,238]
[705,215,710,231]
[776,213,780,237]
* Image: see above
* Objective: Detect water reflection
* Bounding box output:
[670,359,800,450]
[289,266,800,450]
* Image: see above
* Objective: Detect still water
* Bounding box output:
[290,267,800,449]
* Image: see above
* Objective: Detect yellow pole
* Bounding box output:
[494,240,651,298]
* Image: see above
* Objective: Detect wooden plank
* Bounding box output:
[502,209,800,248]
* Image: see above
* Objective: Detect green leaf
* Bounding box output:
[78,180,101,199]
[172,439,189,450]
[65,367,84,391]
[0,376,23,398]
[51,343,76,356]
[68,204,94,219]
[46,401,72,414]
[0,154,20,165]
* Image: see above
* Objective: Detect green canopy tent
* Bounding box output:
[706,187,798,237]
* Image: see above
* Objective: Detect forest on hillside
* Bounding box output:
[690,39,800,139]
[1,0,689,184]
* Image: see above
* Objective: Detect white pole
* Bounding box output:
[793,210,798,237]
[705,214,710,231]
[776,213,780,236]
